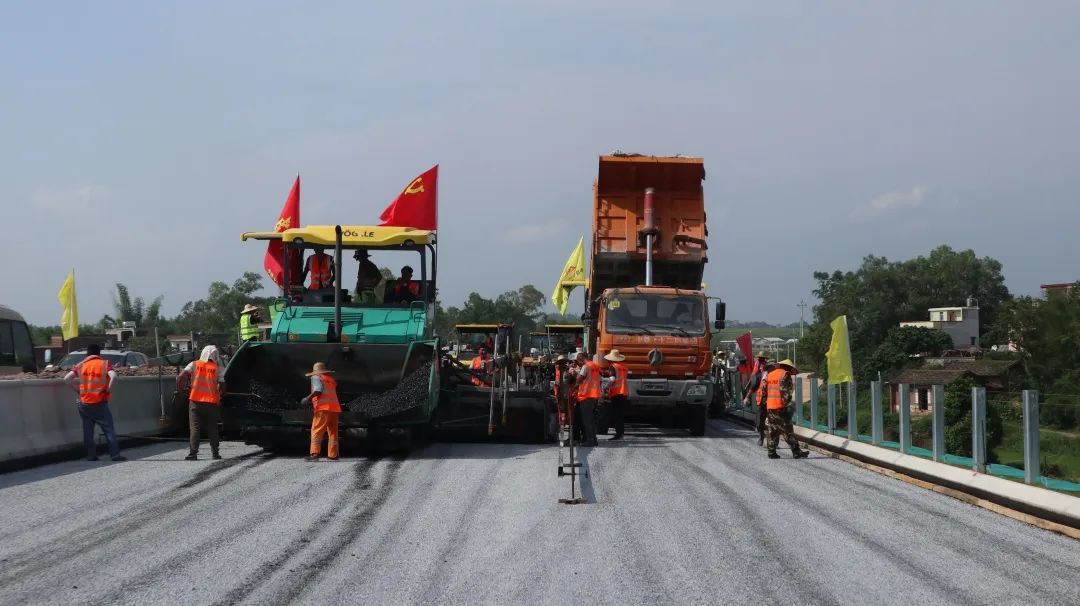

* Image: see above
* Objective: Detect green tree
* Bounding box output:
[803,245,1011,380]
[865,326,954,377]
[996,286,1080,392]
[943,376,1003,457]
[100,283,163,329]
[441,285,548,341]
[1044,370,1080,430]
[174,272,272,341]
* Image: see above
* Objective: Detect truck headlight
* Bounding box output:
[687,385,707,396]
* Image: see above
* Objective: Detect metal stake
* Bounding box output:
[972,386,986,473]
[794,376,804,426]
[827,383,837,434]
[871,380,883,445]
[810,378,819,431]
[1022,390,1040,485]
[899,384,912,453]
[932,384,945,462]
[847,381,857,440]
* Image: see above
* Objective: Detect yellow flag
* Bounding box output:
[550,236,587,315]
[57,269,79,340]
[826,315,854,384]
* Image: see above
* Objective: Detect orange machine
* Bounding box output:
[586,154,725,436]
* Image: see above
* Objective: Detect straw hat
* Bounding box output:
[756,351,769,359]
[241,304,259,314]
[305,362,335,376]
[555,354,569,364]
[604,349,626,362]
[768,358,798,374]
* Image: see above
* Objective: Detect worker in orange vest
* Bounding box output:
[470,348,491,387]
[387,265,421,304]
[302,248,335,290]
[302,362,342,461]
[575,352,602,446]
[603,349,629,441]
[177,345,226,460]
[63,343,126,462]
[758,359,809,459]
[744,351,770,446]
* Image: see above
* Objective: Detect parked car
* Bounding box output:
[45,349,150,372]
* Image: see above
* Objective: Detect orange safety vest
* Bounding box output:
[763,368,789,410]
[188,360,221,404]
[393,281,420,297]
[313,374,342,413]
[78,357,110,404]
[609,362,629,398]
[577,361,602,401]
[308,254,333,289]
[470,356,488,386]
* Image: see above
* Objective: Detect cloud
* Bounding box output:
[497,219,569,244]
[850,185,928,221]
[32,185,110,212]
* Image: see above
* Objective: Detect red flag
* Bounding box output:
[379,165,438,231]
[264,176,301,288]
[736,331,753,374]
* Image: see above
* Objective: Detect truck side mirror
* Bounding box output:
[714,301,726,330]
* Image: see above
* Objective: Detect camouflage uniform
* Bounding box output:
[764,373,806,457]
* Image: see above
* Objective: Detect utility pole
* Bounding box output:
[797,300,808,338]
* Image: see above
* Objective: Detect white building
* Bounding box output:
[899,297,980,349]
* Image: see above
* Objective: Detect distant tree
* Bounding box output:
[441,285,548,341]
[943,376,1002,457]
[865,326,954,377]
[802,245,1011,380]
[995,286,1080,391]
[173,272,272,341]
[100,283,163,329]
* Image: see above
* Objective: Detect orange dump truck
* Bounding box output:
[585,154,725,436]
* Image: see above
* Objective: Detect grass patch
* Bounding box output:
[993,422,1080,483]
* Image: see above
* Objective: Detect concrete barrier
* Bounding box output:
[0,376,169,463]
[726,407,1080,531]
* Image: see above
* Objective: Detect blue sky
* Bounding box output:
[3,1,1078,326]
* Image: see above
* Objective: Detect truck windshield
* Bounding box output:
[604,294,706,336]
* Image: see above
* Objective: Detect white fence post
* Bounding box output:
[972,386,987,473]
[871,380,883,445]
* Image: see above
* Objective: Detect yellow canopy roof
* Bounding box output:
[241,225,434,247]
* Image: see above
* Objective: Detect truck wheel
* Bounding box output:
[688,407,707,437]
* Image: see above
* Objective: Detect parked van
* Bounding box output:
[0,305,38,375]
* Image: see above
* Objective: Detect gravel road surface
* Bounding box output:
[1,419,1076,605]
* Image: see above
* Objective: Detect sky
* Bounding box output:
[2,1,1078,327]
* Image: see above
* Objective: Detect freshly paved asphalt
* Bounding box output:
[1,419,1077,605]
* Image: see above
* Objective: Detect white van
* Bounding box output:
[0,305,38,375]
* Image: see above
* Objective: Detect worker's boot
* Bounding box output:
[185,453,198,461]
[212,452,223,460]
[757,435,764,446]
[767,451,780,459]
[792,449,809,459]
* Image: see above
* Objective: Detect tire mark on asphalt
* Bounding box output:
[210,458,383,606]
[692,445,973,603]
[271,457,406,604]
[664,447,834,605]
[176,450,269,489]
[417,453,509,604]
[0,453,273,584]
[92,462,328,605]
